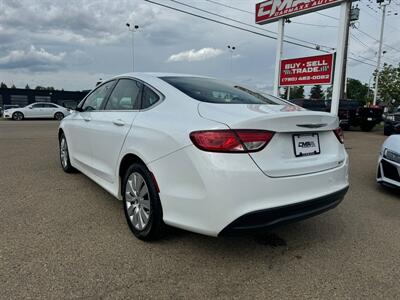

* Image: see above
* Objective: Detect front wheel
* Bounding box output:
[122,163,165,241]
[12,112,24,121]
[54,112,64,121]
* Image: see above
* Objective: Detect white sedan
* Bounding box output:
[377,134,400,188]
[58,73,349,240]
[4,102,71,120]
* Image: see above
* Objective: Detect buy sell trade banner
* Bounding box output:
[279,53,334,87]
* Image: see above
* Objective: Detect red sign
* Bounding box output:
[279,54,334,86]
[256,0,346,25]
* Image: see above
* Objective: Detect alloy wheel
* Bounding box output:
[60,137,69,169]
[125,172,151,230]
[14,112,23,121]
[55,113,64,120]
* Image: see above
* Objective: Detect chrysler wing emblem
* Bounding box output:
[296,123,327,129]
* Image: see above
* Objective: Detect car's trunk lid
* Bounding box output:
[198,103,345,177]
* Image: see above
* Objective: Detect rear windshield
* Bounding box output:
[161,76,286,105]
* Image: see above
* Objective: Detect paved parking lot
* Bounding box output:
[1,120,400,299]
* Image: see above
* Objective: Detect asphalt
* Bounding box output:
[1,120,399,299]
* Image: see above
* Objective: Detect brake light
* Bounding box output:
[190,130,274,152]
[334,127,344,144]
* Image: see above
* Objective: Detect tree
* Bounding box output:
[310,85,324,99]
[280,86,305,99]
[291,86,305,99]
[374,63,400,106]
[326,85,332,99]
[25,84,30,89]
[0,82,7,88]
[35,86,55,90]
[11,84,16,89]
[346,78,371,103]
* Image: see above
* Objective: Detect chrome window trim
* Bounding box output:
[78,76,165,113]
[78,79,117,111]
[100,76,165,112]
[111,76,165,111]
[103,78,142,111]
[139,83,165,112]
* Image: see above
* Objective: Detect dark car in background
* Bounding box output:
[384,107,400,136]
[290,99,383,132]
[289,99,328,112]
[327,100,383,132]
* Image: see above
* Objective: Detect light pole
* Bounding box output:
[367,74,374,101]
[227,45,236,75]
[373,1,389,105]
[126,23,139,72]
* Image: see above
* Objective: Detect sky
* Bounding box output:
[0,0,399,94]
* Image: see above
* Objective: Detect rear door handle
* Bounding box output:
[112,119,125,126]
[83,117,91,122]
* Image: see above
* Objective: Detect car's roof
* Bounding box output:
[111,72,212,81]
[31,102,58,105]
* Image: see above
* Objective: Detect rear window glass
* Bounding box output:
[161,77,286,105]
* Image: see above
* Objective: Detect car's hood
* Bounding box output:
[198,103,338,132]
[383,135,400,152]
[4,108,18,113]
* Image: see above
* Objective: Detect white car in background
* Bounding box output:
[58,73,349,241]
[377,135,400,188]
[3,102,71,120]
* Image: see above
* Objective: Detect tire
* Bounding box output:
[12,112,24,121]
[54,112,64,121]
[384,126,393,136]
[122,163,165,241]
[59,133,76,173]
[360,123,375,132]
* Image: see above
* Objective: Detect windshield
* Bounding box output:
[161,77,287,105]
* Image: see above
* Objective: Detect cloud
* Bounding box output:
[0,45,66,71]
[167,48,224,62]
[0,0,132,47]
[0,1,191,48]
[69,50,93,65]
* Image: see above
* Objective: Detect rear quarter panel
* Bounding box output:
[119,95,228,166]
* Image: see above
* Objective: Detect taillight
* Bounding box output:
[190,129,274,152]
[334,127,344,144]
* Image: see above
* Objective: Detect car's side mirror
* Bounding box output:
[28,107,33,109]
[75,107,83,112]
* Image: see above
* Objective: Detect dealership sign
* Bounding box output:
[279,53,334,86]
[256,0,346,24]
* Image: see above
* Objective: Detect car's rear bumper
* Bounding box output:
[150,145,349,237]
[219,186,348,236]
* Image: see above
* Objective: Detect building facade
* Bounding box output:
[0,88,89,109]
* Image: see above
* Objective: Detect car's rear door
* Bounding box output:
[87,78,142,183]
[42,103,57,118]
